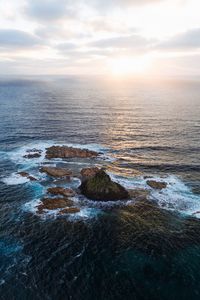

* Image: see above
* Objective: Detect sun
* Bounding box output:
[108,55,153,77]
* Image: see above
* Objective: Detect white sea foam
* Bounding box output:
[0,279,5,286]
[109,173,146,190]
[23,198,42,213]
[111,173,200,217]
[23,172,200,220]
[23,196,100,221]
[7,141,55,166]
[149,175,200,217]
[1,173,30,185]
[5,141,110,168]
[7,141,199,219]
[69,207,101,220]
[75,196,133,209]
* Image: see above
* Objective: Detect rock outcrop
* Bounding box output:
[26,148,42,153]
[128,189,150,200]
[23,149,42,159]
[59,207,80,215]
[37,197,74,214]
[18,172,37,181]
[23,153,41,159]
[80,167,100,181]
[146,180,167,190]
[40,166,72,178]
[47,187,75,197]
[79,169,129,201]
[45,145,98,159]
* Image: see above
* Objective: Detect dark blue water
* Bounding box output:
[0,77,200,299]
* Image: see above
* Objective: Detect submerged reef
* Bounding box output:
[99,199,200,256]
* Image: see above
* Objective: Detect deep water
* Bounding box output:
[0,77,200,300]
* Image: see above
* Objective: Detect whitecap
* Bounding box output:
[1,173,30,185]
[148,175,200,217]
[109,173,146,190]
[5,141,111,169]
[7,141,55,166]
[109,172,200,217]
[23,198,42,214]
[0,279,5,286]
[71,194,134,209]
[69,207,101,220]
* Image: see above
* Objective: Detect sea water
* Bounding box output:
[0,77,200,299]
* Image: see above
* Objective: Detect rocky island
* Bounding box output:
[80,168,129,201]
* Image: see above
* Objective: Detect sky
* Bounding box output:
[0,0,200,77]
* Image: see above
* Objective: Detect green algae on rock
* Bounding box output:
[80,169,129,201]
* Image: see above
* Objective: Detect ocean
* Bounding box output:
[0,77,200,300]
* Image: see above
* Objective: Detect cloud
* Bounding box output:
[152,53,200,77]
[0,29,41,49]
[0,55,107,76]
[0,0,199,76]
[82,0,165,14]
[57,42,78,51]
[25,0,73,22]
[158,28,200,50]
[25,0,163,23]
[84,0,163,8]
[90,34,155,50]
[86,18,137,35]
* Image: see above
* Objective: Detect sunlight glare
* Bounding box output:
[109,56,153,76]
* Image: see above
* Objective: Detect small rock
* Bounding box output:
[18,172,37,181]
[26,148,42,153]
[143,176,153,179]
[146,180,167,190]
[40,166,72,178]
[59,207,80,215]
[37,197,74,213]
[45,145,98,159]
[192,211,200,216]
[47,187,75,197]
[23,153,41,159]
[80,167,100,181]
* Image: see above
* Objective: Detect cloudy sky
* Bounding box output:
[0,0,200,77]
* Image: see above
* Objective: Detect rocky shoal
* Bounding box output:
[17,145,169,215]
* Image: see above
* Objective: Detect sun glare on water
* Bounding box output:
[109,56,153,77]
